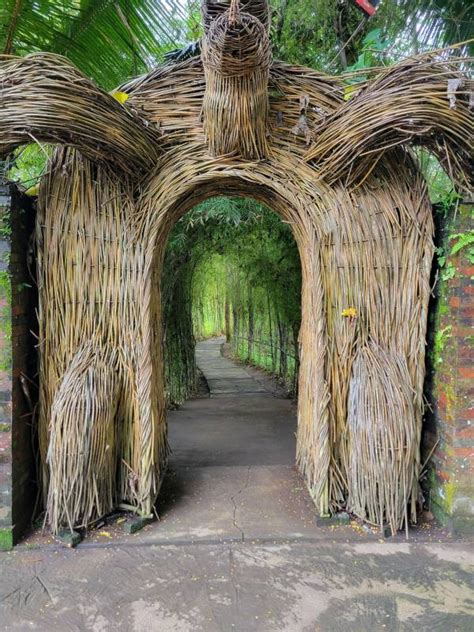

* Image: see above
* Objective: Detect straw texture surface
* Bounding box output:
[201,0,272,158]
[0,0,472,535]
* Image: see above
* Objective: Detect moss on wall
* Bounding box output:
[423,202,473,532]
[0,527,13,551]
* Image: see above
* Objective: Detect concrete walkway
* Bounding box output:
[195,337,267,396]
[150,336,321,543]
[1,338,473,630]
[1,539,472,630]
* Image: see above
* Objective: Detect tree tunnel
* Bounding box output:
[162,195,302,406]
[158,195,304,526]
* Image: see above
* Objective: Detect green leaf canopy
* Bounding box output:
[0,0,197,89]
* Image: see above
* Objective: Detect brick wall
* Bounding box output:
[0,179,12,550]
[0,180,38,550]
[423,200,473,533]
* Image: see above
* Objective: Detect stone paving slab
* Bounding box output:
[1,541,472,631]
[196,338,266,395]
[123,464,333,545]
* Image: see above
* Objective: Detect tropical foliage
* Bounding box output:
[0,0,200,88]
[163,198,301,404]
[272,0,473,71]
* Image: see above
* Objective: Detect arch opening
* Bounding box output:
[156,194,307,530]
[162,194,302,406]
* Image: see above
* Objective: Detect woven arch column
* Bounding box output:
[135,157,333,516]
[37,149,168,532]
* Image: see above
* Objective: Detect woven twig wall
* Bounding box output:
[37,149,168,533]
[0,5,472,535]
[31,55,472,535]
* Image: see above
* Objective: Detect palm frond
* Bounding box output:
[0,0,199,89]
[400,0,473,53]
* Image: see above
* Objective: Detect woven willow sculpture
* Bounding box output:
[201,0,272,158]
[0,0,472,536]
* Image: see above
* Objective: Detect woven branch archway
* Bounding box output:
[1,0,472,535]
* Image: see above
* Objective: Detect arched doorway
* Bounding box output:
[139,159,331,516]
[158,194,305,536]
[34,136,434,537]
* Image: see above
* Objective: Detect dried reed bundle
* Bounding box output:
[46,343,120,532]
[347,343,418,536]
[306,54,473,189]
[201,0,272,158]
[0,53,160,175]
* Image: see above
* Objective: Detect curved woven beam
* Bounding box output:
[201,0,272,158]
[0,53,160,175]
[306,54,473,189]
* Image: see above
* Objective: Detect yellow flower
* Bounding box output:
[98,530,113,539]
[342,307,357,318]
[25,184,39,197]
[343,83,360,101]
[110,91,129,105]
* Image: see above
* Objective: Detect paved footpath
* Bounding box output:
[0,338,473,631]
[155,336,321,543]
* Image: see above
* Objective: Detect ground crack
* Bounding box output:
[230,465,251,543]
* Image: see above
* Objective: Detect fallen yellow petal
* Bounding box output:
[98,530,112,538]
[342,307,357,318]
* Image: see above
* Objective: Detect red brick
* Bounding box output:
[437,391,447,407]
[452,326,474,337]
[456,379,474,396]
[449,296,461,308]
[461,408,474,420]
[448,276,461,288]
[455,426,474,440]
[454,447,474,458]
[457,345,474,360]
[458,367,474,379]
[459,304,474,316]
